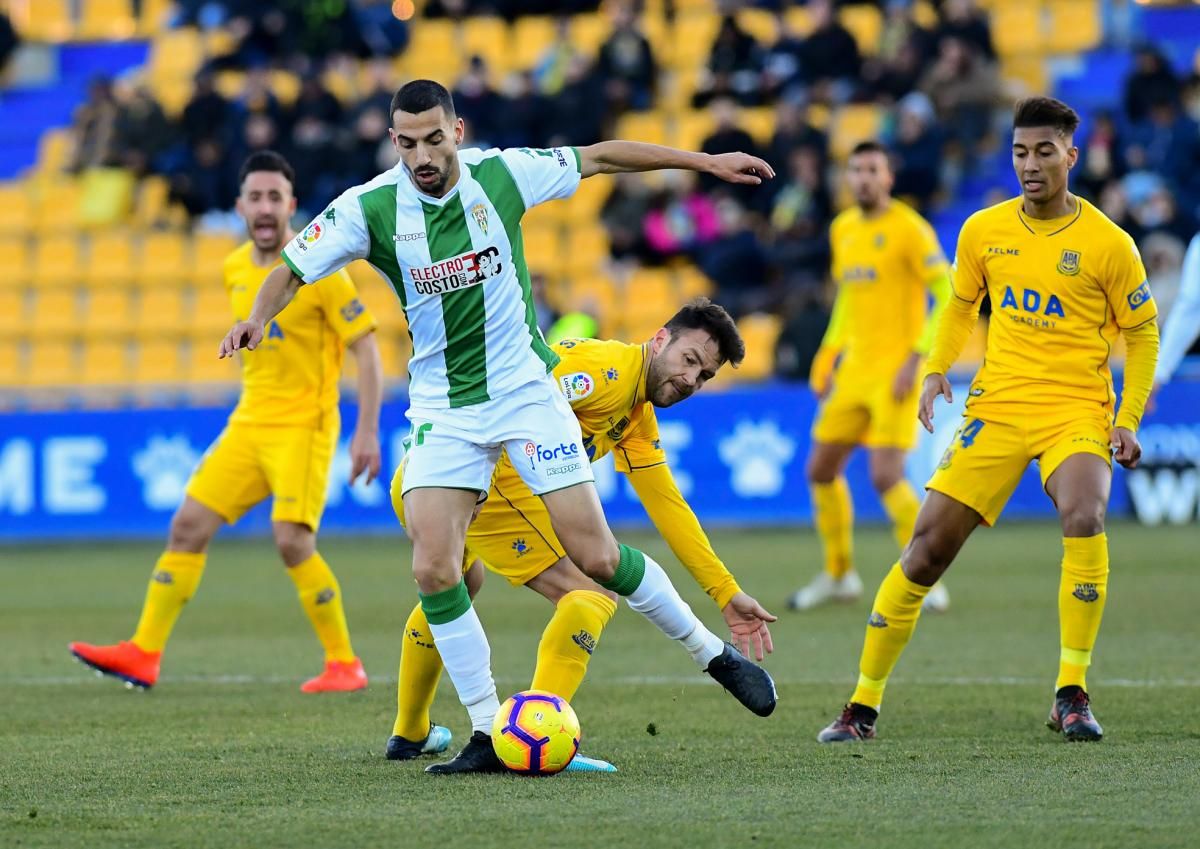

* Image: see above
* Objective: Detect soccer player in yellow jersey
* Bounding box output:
[385,299,777,770]
[818,97,1159,743]
[70,151,385,694]
[792,140,952,613]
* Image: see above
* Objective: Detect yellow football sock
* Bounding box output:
[812,478,854,579]
[881,480,920,553]
[393,602,444,740]
[1057,533,1109,691]
[530,590,618,701]
[131,550,206,653]
[850,561,933,709]
[287,552,355,663]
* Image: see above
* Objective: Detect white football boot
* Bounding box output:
[921,581,950,613]
[788,570,864,611]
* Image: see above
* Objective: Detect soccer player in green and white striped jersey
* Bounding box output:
[219,80,778,774]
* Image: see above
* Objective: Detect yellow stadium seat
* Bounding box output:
[78,0,137,40]
[82,289,135,338]
[992,0,1043,57]
[133,176,171,228]
[461,16,511,76]
[191,286,233,338]
[151,77,194,118]
[734,312,782,381]
[190,231,240,286]
[32,235,84,288]
[397,20,463,82]
[80,339,132,385]
[627,267,677,317]
[512,16,557,72]
[0,339,21,387]
[783,6,814,37]
[21,0,74,41]
[674,110,716,153]
[1046,0,1101,54]
[30,288,82,339]
[31,178,82,233]
[27,340,77,388]
[1001,55,1048,98]
[0,183,34,235]
[740,106,777,146]
[641,13,673,68]
[839,5,883,56]
[149,27,204,82]
[132,339,183,384]
[0,290,27,337]
[563,275,616,328]
[85,232,136,288]
[670,13,721,70]
[186,341,240,384]
[134,288,186,336]
[563,226,610,276]
[522,221,564,272]
[615,110,669,147]
[737,9,779,46]
[830,104,883,160]
[912,1,939,29]
[677,265,714,300]
[0,239,32,288]
[135,232,188,287]
[568,12,610,57]
[269,71,302,106]
[137,0,172,36]
[214,70,246,100]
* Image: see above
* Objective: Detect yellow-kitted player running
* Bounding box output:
[70,151,383,694]
[817,97,1159,745]
[385,299,777,770]
[792,140,952,613]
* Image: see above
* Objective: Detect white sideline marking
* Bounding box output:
[9,673,1200,687]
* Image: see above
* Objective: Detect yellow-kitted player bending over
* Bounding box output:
[817,97,1159,744]
[793,140,952,613]
[386,298,777,770]
[70,151,383,694]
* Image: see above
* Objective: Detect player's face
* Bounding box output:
[846,151,893,210]
[390,106,465,197]
[647,327,723,408]
[1012,127,1077,205]
[235,170,296,253]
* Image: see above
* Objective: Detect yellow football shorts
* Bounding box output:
[812,370,921,450]
[186,420,337,531]
[926,407,1113,526]
[390,459,566,586]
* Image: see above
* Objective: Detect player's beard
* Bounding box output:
[647,360,692,408]
[412,163,449,196]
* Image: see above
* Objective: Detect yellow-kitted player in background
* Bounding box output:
[791,140,952,613]
[817,97,1159,745]
[70,151,384,694]
[386,299,778,772]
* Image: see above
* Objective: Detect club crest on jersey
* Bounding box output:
[1057,249,1081,276]
[471,202,489,234]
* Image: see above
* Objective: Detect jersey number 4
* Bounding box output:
[958,419,985,448]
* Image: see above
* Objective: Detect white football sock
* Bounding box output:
[624,554,725,668]
[426,605,500,734]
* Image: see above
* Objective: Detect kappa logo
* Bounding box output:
[393,232,426,242]
[512,538,530,558]
[572,629,597,655]
[471,202,489,235]
[1057,249,1082,276]
[1072,583,1100,603]
[323,207,336,226]
[868,612,888,628]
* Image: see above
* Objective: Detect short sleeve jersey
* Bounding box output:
[829,200,948,379]
[224,241,377,428]
[949,196,1156,417]
[281,146,582,411]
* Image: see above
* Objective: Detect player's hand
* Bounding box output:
[893,352,921,402]
[706,152,776,186]
[918,372,952,434]
[218,319,265,358]
[721,592,777,661]
[349,428,382,485]
[1110,426,1142,469]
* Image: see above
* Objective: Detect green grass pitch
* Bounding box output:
[2,522,1198,848]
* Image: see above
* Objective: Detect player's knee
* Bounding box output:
[273,523,315,566]
[573,544,619,583]
[1060,502,1105,538]
[168,506,213,552]
[411,550,466,593]
[902,527,955,583]
[805,454,837,485]
[869,468,902,494]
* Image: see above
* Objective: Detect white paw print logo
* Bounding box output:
[718,420,796,498]
[132,435,201,510]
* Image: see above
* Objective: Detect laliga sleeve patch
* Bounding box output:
[559,372,594,402]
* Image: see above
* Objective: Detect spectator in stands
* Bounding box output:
[236,67,286,136]
[1123,45,1180,124]
[596,2,657,116]
[1141,231,1187,320]
[290,73,343,130]
[533,17,578,96]
[934,0,994,62]
[697,197,771,318]
[774,287,830,381]
[350,0,410,57]
[889,92,942,210]
[182,72,235,148]
[763,96,827,174]
[693,14,764,108]
[0,9,18,77]
[862,3,932,104]
[494,71,548,149]
[699,98,762,205]
[1130,183,1196,247]
[765,144,832,285]
[1077,110,1126,201]
[917,35,1001,159]
[68,76,120,172]
[544,54,605,148]
[340,97,394,182]
[170,137,235,217]
[642,172,722,263]
[759,12,805,103]
[353,57,397,120]
[799,0,861,101]
[1124,98,1200,209]
[113,82,174,176]
[453,56,503,148]
[601,172,653,263]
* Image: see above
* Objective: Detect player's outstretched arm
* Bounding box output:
[577,140,774,185]
[347,331,383,485]
[218,265,302,357]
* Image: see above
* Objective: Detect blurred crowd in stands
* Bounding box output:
[55,0,1200,378]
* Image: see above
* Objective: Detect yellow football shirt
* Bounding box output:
[223,241,378,429]
[827,200,949,379]
[936,196,1155,418]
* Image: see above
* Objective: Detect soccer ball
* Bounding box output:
[491,689,580,775]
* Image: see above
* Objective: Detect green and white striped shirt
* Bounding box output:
[282,146,581,409]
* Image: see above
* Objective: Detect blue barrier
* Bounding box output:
[2,380,1198,542]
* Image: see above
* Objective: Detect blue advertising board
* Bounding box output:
[1,379,1197,542]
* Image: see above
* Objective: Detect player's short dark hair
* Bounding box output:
[664,297,745,368]
[390,79,456,121]
[850,139,889,158]
[238,150,294,189]
[1013,96,1080,139]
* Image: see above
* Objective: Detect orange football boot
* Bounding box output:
[300,658,368,693]
[69,640,161,689]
